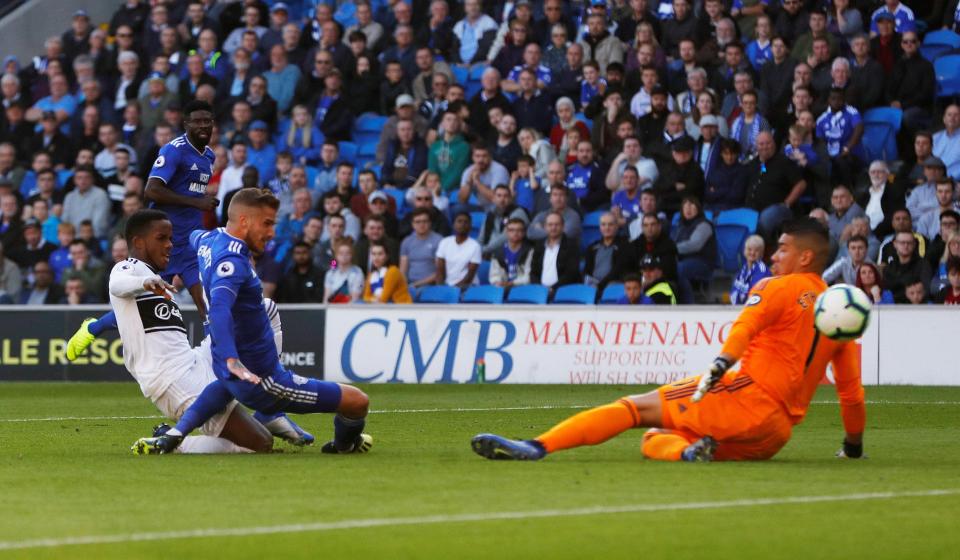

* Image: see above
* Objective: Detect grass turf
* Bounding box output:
[0,383,958,559]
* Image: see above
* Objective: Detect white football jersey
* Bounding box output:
[109,258,197,400]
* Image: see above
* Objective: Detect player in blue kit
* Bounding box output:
[65,101,220,359]
[134,188,372,455]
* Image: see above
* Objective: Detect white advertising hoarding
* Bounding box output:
[324,306,882,385]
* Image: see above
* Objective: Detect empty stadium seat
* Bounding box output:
[451,65,469,86]
[715,208,759,232]
[477,259,491,284]
[417,285,461,303]
[461,285,504,304]
[304,166,319,188]
[469,211,486,239]
[353,113,387,145]
[338,141,357,164]
[863,107,902,132]
[924,29,960,49]
[599,283,625,304]
[921,43,953,63]
[580,210,605,250]
[861,122,898,162]
[382,187,405,215]
[552,284,597,304]
[715,224,750,273]
[505,284,549,304]
[935,55,960,98]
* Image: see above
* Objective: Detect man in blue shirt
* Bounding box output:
[138,188,372,455]
[815,88,864,186]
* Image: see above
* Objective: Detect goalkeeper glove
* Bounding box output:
[835,440,865,459]
[691,356,732,403]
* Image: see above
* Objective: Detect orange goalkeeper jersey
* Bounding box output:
[796,336,867,433]
[720,272,827,422]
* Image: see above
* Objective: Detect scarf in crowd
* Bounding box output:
[731,114,762,155]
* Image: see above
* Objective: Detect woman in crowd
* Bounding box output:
[686,90,728,139]
[276,104,323,167]
[363,241,412,304]
[549,97,590,155]
[672,196,717,288]
[518,126,556,179]
[856,262,894,304]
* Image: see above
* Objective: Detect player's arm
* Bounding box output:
[832,342,867,458]
[108,262,175,299]
[207,256,260,384]
[693,279,782,401]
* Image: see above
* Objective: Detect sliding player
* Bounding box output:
[471,217,866,462]
[135,189,372,455]
[66,100,219,359]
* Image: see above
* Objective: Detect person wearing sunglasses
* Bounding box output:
[887,30,935,135]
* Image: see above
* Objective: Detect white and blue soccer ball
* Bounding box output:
[814,284,872,341]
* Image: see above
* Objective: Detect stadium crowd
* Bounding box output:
[0,0,959,307]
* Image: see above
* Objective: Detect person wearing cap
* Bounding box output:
[28,110,74,169]
[376,94,431,166]
[652,135,703,216]
[138,72,176,130]
[246,120,278,184]
[870,11,901,75]
[259,2,292,53]
[907,156,949,222]
[870,0,915,36]
[579,11,624,75]
[61,9,92,64]
[693,114,723,182]
[640,254,678,304]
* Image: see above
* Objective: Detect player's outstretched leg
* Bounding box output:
[641,429,717,462]
[320,385,372,454]
[253,411,315,446]
[131,380,235,454]
[66,311,118,360]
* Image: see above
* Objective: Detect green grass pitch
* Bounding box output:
[0,383,958,559]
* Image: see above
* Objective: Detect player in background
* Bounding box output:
[134,189,372,455]
[112,209,269,454]
[66,100,220,360]
[472,218,867,462]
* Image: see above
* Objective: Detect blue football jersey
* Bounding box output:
[193,228,279,378]
[148,135,216,244]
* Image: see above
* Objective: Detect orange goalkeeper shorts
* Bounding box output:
[657,371,793,461]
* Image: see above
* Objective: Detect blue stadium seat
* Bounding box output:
[861,122,898,162]
[921,43,954,63]
[574,112,593,128]
[863,107,902,132]
[451,65,469,86]
[333,2,356,28]
[356,140,379,168]
[304,166,319,188]
[468,65,489,81]
[924,29,960,49]
[506,284,549,304]
[353,113,387,145]
[417,285,461,303]
[580,210,605,250]
[477,259,491,284]
[715,224,749,274]
[469,211,486,239]
[599,283,625,304]
[56,169,73,187]
[461,285,504,304]
[715,208,759,232]
[338,141,357,164]
[465,80,482,100]
[935,55,960,98]
[382,187,405,215]
[552,283,597,304]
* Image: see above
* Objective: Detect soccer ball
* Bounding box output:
[814,284,872,341]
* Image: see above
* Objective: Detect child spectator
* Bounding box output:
[509,155,540,215]
[324,239,364,303]
[580,61,606,111]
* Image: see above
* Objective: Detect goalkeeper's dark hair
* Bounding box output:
[781,216,831,269]
[183,99,214,118]
[125,209,170,244]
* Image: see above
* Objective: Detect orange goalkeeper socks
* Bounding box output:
[535,398,642,453]
[641,430,691,461]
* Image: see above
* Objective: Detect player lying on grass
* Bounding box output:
[472,217,867,462]
[70,100,222,350]
[110,209,315,453]
[135,189,372,455]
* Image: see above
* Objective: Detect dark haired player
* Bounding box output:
[135,189,373,455]
[472,218,867,462]
[67,100,220,358]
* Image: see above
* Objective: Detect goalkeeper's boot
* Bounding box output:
[681,436,718,462]
[471,434,546,461]
[66,318,97,361]
[152,423,172,437]
[320,433,373,454]
[254,411,315,446]
[131,433,184,455]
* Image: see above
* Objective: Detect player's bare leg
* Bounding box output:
[217,407,273,453]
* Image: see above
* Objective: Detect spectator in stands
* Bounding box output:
[579,12,624,74]
[363,241,412,304]
[310,214,338,273]
[321,188,360,243]
[10,217,53,270]
[878,208,925,265]
[661,0,697,58]
[827,184,866,243]
[608,164,645,229]
[478,185,527,259]
[933,104,960,180]
[916,180,960,241]
[744,132,806,242]
[858,160,900,242]
[566,139,608,212]
[138,72,175,131]
[512,68,553,137]
[277,242,324,303]
[704,138,747,213]
[354,214,398,275]
[489,217,533,290]
[931,230,960,293]
[61,166,109,238]
[274,187,317,263]
[583,212,630,290]
[246,121,277,183]
[907,156,948,222]
[816,88,865,185]
[429,110,470,196]
[377,95,430,165]
[933,256,960,305]
[903,278,928,304]
[345,1,384,52]
[61,239,104,302]
[382,119,428,191]
[870,0,916,36]
[721,71,769,124]
[691,114,723,190]
[824,235,871,286]
[884,231,932,302]
[216,140,249,217]
[18,260,61,304]
[452,0,498,65]
[400,207,443,291]
[857,261,894,304]
[435,212,481,289]
[888,30,935,134]
[29,111,73,169]
[95,123,136,179]
[652,136,703,216]
[517,127,556,180]
[325,239,364,304]
[309,142,339,195]
[730,91,770,159]
[277,105,322,168]
[606,135,657,193]
[531,210,580,296]
[672,196,717,286]
[457,143,509,213]
[224,4,267,55]
[528,184,581,243]
[730,234,771,304]
[313,69,352,142]
[28,197,59,244]
[417,68,450,122]
[401,179,450,237]
[0,239,20,303]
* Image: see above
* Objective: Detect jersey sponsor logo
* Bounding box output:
[747,294,762,306]
[154,155,165,168]
[188,181,207,194]
[153,301,183,322]
[136,294,187,334]
[217,261,235,277]
[200,173,210,182]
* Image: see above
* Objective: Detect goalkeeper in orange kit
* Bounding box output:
[471,217,867,462]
